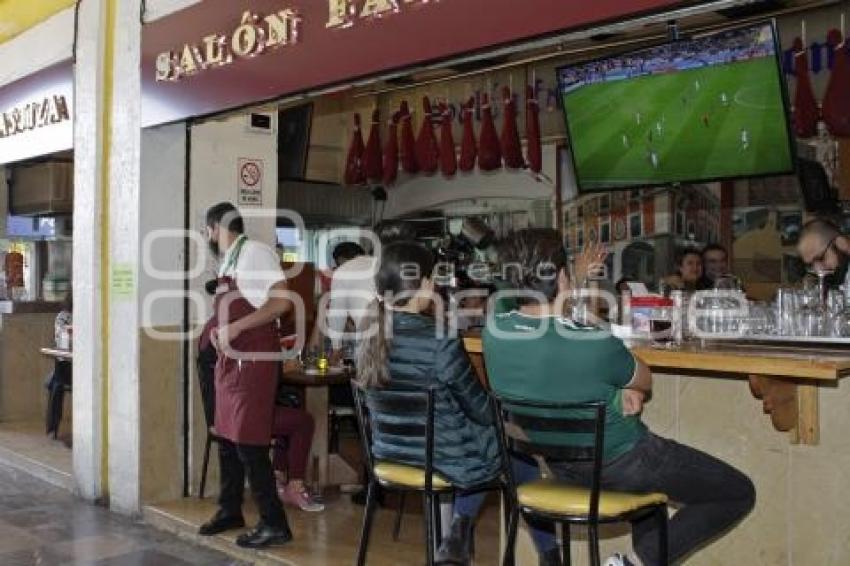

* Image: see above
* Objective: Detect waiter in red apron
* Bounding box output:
[199,202,293,548]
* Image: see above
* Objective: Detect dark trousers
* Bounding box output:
[45,361,72,436]
[218,438,288,529]
[550,433,756,565]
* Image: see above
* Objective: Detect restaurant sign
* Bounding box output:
[0,95,70,139]
[142,0,684,127]
[155,8,302,82]
[0,62,73,165]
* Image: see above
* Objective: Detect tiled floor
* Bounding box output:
[0,462,245,565]
[0,421,73,489]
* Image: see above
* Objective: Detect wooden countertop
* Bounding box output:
[0,301,63,315]
[462,336,850,381]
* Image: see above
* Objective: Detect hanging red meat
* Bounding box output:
[459,97,477,172]
[792,37,819,139]
[399,100,419,175]
[382,111,400,186]
[478,93,502,171]
[822,29,850,137]
[415,97,440,175]
[344,113,366,186]
[363,108,383,183]
[500,87,524,169]
[439,102,457,177]
[526,85,542,175]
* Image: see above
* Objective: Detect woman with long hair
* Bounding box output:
[357,241,501,565]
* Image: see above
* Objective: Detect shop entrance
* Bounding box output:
[0,150,74,489]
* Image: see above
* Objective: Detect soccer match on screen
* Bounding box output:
[559,23,795,191]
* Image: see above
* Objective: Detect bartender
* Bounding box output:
[797,218,850,286]
[199,202,293,549]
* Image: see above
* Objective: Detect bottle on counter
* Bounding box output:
[620,289,632,327]
[671,290,687,343]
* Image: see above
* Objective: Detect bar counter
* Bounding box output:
[462,335,850,563]
[463,335,850,381]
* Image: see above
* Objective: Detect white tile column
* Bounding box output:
[73,0,144,513]
[72,0,108,504]
[106,0,143,515]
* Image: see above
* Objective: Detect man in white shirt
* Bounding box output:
[199,202,294,549]
[326,242,377,353]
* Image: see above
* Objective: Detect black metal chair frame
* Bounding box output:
[494,396,668,566]
[352,381,512,566]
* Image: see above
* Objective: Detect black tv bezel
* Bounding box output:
[556,19,798,195]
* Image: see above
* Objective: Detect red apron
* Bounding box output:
[213,276,280,446]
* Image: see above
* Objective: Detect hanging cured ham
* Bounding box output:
[478,93,502,171]
[399,101,419,174]
[363,109,383,183]
[526,85,542,175]
[415,97,440,175]
[439,102,457,177]
[459,97,477,172]
[382,110,400,186]
[792,37,819,138]
[344,113,366,186]
[500,87,524,169]
[822,29,850,136]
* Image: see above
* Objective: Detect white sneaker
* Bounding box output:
[604,553,635,566]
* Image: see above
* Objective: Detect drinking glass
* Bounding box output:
[776,288,796,336]
[649,307,673,346]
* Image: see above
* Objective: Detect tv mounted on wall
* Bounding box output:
[557,22,795,193]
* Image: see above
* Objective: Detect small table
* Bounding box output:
[281,368,359,489]
[40,347,73,361]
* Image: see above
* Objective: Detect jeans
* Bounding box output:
[218,438,289,529]
[452,491,488,519]
[550,433,755,565]
[512,457,558,553]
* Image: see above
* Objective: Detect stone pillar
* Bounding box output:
[73,0,145,513]
[72,0,108,504]
[106,0,144,515]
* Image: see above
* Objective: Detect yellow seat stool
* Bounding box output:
[518,479,667,518]
[373,461,452,490]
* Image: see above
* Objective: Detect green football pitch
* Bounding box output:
[563,58,794,190]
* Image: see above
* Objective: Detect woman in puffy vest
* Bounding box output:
[357,241,501,565]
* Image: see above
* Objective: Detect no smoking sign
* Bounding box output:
[237,157,264,206]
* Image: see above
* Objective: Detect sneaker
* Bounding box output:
[604,553,636,566]
[278,483,325,512]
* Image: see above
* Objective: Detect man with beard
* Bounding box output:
[797,218,850,287]
[199,202,294,548]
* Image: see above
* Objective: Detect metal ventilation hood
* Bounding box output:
[278,180,374,226]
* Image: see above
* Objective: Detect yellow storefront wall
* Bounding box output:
[0,0,76,45]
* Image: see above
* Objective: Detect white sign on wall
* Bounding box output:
[237,157,264,206]
[0,63,73,166]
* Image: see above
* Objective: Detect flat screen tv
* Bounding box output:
[558,22,795,192]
